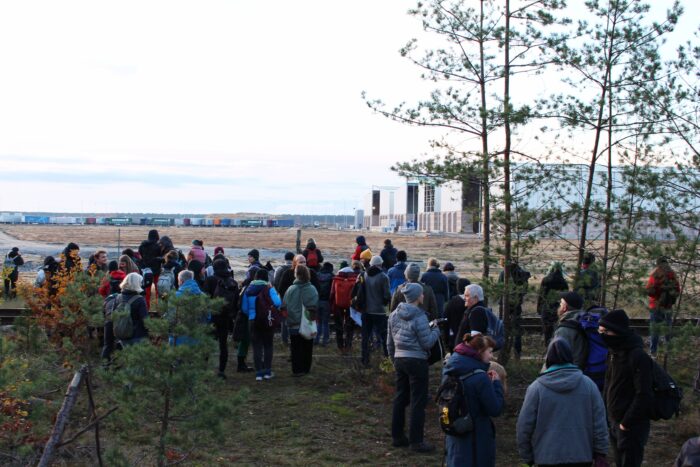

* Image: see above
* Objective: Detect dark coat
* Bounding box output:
[421,267,449,314]
[444,295,467,350]
[138,239,162,276]
[604,332,653,427]
[278,267,320,299]
[537,270,568,316]
[380,245,398,270]
[454,301,490,348]
[443,344,504,467]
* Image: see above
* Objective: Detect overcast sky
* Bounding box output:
[0,1,696,215]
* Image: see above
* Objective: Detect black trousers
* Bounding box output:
[391,357,429,445]
[290,332,314,374]
[251,328,274,373]
[610,420,650,467]
[214,324,229,373]
[334,307,355,349]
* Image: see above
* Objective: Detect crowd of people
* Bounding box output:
[4,232,696,466]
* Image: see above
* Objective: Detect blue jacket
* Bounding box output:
[241,280,282,320]
[442,345,504,467]
[421,267,449,315]
[387,262,408,294]
[171,279,204,346]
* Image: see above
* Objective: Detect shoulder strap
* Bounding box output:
[458,368,486,382]
[126,295,140,307]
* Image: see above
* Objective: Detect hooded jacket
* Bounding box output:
[302,241,324,269]
[363,265,391,315]
[139,232,163,276]
[241,280,282,321]
[604,331,653,427]
[387,261,408,294]
[387,302,439,360]
[553,309,588,368]
[380,244,398,270]
[282,280,319,329]
[99,270,127,298]
[443,344,504,467]
[516,366,608,465]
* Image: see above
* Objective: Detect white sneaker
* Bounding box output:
[255,376,263,382]
[264,372,274,380]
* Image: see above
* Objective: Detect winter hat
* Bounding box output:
[43,256,58,272]
[545,337,574,368]
[656,256,670,266]
[384,239,392,246]
[284,251,295,261]
[443,262,455,272]
[360,248,373,262]
[214,246,224,256]
[148,229,160,242]
[307,238,316,248]
[11,247,19,253]
[247,249,260,261]
[339,260,349,269]
[405,263,421,281]
[599,309,630,334]
[560,291,584,310]
[108,260,118,272]
[401,282,423,303]
[397,250,407,262]
[370,255,383,267]
[192,239,203,247]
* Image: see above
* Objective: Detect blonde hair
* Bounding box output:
[120,272,143,293]
[427,257,439,269]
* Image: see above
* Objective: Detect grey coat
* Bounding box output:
[387,302,440,360]
[364,267,391,315]
[516,366,609,465]
[553,310,588,368]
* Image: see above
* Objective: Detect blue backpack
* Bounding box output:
[477,306,505,351]
[560,307,609,390]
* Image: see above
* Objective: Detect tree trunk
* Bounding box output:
[479,0,491,280]
[601,79,614,307]
[158,370,173,467]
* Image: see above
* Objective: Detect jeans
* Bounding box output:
[314,300,330,345]
[361,313,388,365]
[391,357,429,445]
[610,420,650,467]
[290,330,314,374]
[252,328,274,377]
[650,308,672,354]
[334,307,355,350]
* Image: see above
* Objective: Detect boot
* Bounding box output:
[237,356,253,373]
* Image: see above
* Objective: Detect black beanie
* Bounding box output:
[248,249,260,261]
[599,309,630,334]
[545,337,574,368]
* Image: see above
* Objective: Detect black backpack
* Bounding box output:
[213,277,238,323]
[350,273,367,312]
[435,370,484,436]
[650,360,683,420]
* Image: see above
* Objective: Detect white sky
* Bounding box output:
[0,1,696,215]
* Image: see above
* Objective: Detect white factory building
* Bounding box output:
[362,164,699,238]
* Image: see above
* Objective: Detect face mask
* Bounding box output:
[601,333,627,349]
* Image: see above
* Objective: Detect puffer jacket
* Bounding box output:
[387,302,439,360]
[516,365,608,465]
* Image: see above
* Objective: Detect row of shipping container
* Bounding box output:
[0,213,295,228]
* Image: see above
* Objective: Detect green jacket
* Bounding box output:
[282,280,319,329]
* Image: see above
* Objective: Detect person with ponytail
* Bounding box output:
[442,333,504,467]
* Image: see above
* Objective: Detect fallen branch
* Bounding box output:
[38,365,87,467]
[56,406,118,449]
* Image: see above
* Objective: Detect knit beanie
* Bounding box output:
[214,246,224,256]
[405,263,421,281]
[360,248,373,262]
[370,255,383,267]
[248,249,260,261]
[339,260,349,269]
[560,291,584,310]
[401,283,423,303]
[599,309,630,334]
[545,337,574,368]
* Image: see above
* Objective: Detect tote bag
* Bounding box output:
[299,305,318,340]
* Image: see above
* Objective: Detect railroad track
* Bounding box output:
[1,309,697,336]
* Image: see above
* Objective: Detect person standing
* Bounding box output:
[645,256,681,356]
[454,284,491,348]
[421,258,449,317]
[552,291,587,369]
[390,263,438,320]
[576,252,600,309]
[498,258,530,358]
[351,235,370,261]
[241,268,281,381]
[302,238,324,271]
[139,229,163,309]
[314,262,334,346]
[537,261,569,346]
[387,250,409,294]
[329,262,359,352]
[3,247,24,299]
[442,262,460,299]
[380,239,398,270]
[361,256,391,367]
[86,249,108,277]
[282,265,319,376]
[517,338,609,467]
[599,309,653,467]
[387,283,440,453]
[204,258,239,379]
[442,334,504,466]
[116,273,149,346]
[444,278,471,352]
